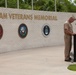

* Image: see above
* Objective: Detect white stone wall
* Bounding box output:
[0,8,76,53]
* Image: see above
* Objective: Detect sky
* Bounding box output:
[69,0,74,2]
[72,0,74,3]
[69,0,76,4]
[71,0,76,5]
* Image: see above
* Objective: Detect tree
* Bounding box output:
[42,0,55,11]
[73,0,76,5]
[0,0,5,7]
[7,0,17,8]
[19,0,31,9]
[0,0,76,12]
[56,0,76,12]
[33,0,46,10]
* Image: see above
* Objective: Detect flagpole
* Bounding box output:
[55,0,57,12]
[17,0,19,9]
[5,0,7,8]
[32,0,33,10]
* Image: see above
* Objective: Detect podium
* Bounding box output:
[73,34,76,62]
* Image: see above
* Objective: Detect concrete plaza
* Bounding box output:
[0,46,76,75]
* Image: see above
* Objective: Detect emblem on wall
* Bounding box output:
[42,24,50,37]
[0,25,3,39]
[18,23,28,38]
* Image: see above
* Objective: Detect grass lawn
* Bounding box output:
[68,64,76,71]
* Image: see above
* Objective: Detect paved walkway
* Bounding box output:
[0,46,76,75]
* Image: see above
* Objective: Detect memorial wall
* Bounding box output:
[0,7,76,53]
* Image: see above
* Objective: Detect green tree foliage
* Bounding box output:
[33,0,46,10]
[40,0,55,11]
[0,0,76,12]
[74,0,76,3]
[62,0,76,12]
[7,0,17,8]
[19,0,31,9]
[0,0,5,7]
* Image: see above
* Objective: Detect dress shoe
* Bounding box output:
[65,58,71,62]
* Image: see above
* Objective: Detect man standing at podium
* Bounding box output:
[64,16,76,62]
